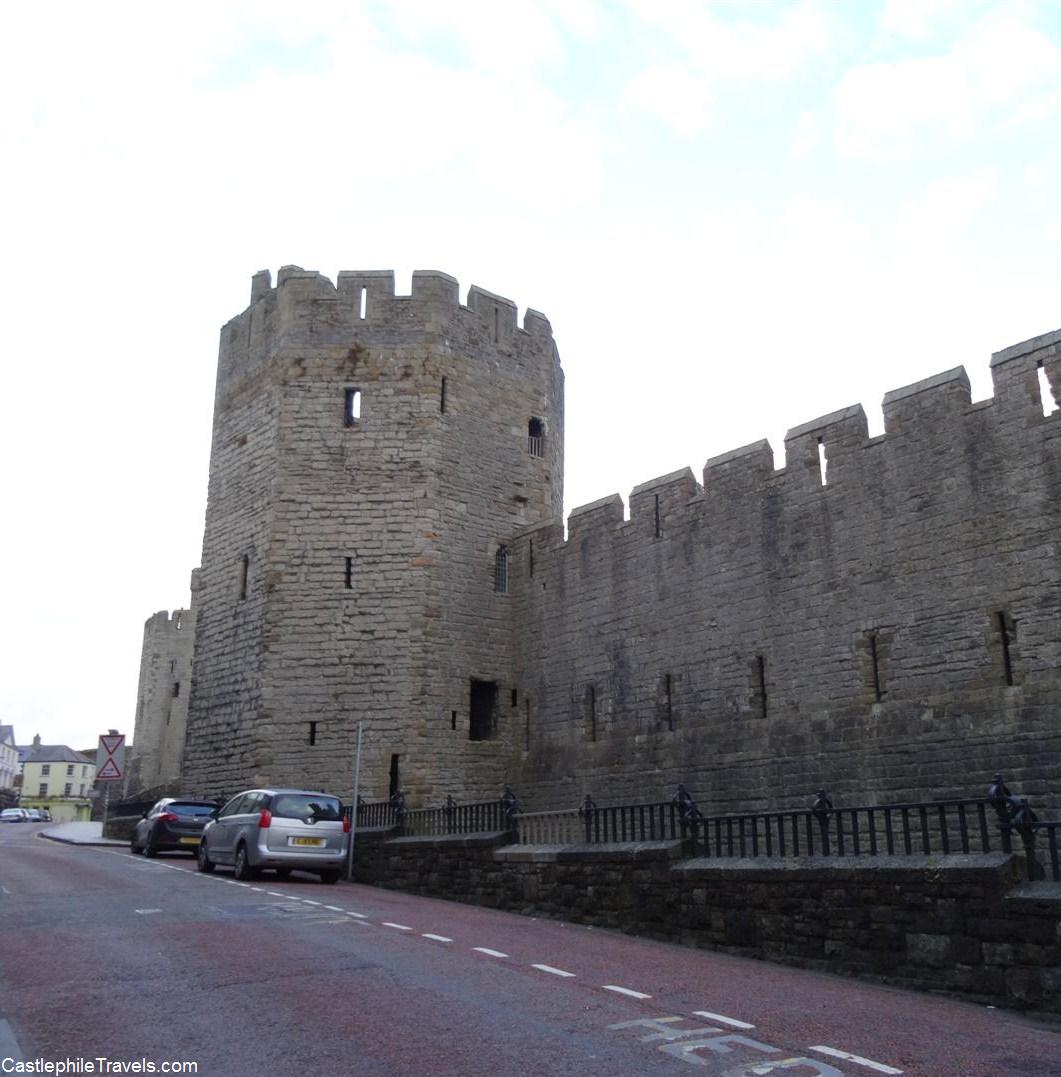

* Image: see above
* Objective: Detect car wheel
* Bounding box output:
[319,869,340,885]
[274,868,292,879]
[233,843,255,881]
[197,840,215,874]
[142,837,158,858]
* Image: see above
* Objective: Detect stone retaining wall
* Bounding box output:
[352,828,1061,1014]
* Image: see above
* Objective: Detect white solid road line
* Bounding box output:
[473,947,509,958]
[266,891,286,897]
[324,905,344,912]
[692,1010,756,1030]
[382,922,412,930]
[810,1045,904,1075]
[422,933,453,943]
[302,899,322,905]
[603,985,652,1000]
[345,911,368,918]
[532,964,576,978]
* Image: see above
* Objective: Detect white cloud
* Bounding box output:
[624,62,713,135]
[880,0,968,41]
[791,110,821,156]
[835,10,1061,160]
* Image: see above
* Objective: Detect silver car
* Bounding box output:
[197,788,349,884]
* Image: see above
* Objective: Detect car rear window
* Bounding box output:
[168,802,217,817]
[270,794,342,821]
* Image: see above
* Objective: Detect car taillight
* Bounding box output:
[258,809,272,829]
[342,814,351,834]
[158,812,178,822]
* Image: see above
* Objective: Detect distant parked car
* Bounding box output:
[0,808,28,823]
[38,808,51,822]
[23,808,42,822]
[198,788,349,884]
[131,798,219,857]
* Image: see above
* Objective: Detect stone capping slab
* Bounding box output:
[785,403,864,441]
[568,493,624,520]
[631,467,697,497]
[991,326,1061,365]
[495,841,683,864]
[882,366,969,406]
[385,831,511,850]
[1003,881,1061,910]
[704,439,772,471]
[674,851,1017,881]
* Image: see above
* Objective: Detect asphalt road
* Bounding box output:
[1,823,1058,1076]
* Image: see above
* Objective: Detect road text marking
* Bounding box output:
[692,1011,756,1030]
[533,964,575,978]
[473,947,509,958]
[423,933,453,943]
[810,1046,903,1074]
[604,985,652,999]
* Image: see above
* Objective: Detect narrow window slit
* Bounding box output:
[345,556,354,590]
[654,494,662,538]
[359,287,367,320]
[664,673,673,731]
[868,632,882,702]
[308,721,317,746]
[1037,360,1057,416]
[440,377,447,414]
[450,710,457,731]
[817,436,828,486]
[529,539,534,578]
[524,698,531,751]
[588,685,597,742]
[757,655,767,718]
[494,546,509,593]
[344,388,361,426]
[239,555,249,601]
[493,305,499,343]
[996,611,1015,686]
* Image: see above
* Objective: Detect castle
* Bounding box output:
[130,266,1061,817]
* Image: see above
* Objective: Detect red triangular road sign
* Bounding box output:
[99,734,124,756]
[97,758,122,779]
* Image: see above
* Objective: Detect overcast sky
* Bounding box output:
[3,0,1059,753]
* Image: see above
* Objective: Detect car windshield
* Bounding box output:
[270,794,342,821]
[168,802,216,817]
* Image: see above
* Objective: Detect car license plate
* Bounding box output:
[179,837,200,845]
[291,837,325,847]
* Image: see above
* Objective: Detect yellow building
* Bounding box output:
[19,737,96,821]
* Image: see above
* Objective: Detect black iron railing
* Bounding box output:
[391,788,521,838]
[534,777,1060,881]
[356,796,403,828]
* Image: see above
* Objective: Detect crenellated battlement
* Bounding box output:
[518,329,1059,560]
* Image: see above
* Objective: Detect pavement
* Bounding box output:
[39,820,125,846]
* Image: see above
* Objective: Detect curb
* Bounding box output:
[39,832,126,848]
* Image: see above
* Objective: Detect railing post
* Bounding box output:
[812,788,833,857]
[988,772,1012,851]
[672,783,704,853]
[500,786,520,834]
[579,794,596,844]
[1009,796,1042,881]
[390,789,407,835]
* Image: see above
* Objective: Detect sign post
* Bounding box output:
[345,722,363,881]
[96,732,126,832]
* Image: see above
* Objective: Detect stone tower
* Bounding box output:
[181,267,563,804]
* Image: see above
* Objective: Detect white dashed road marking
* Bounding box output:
[692,1011,756,1030]
[422,934,453,943]
[302,899,322,906]
[603,985,652,1000]
[532,964,575,978]
[383,922,413,931]
[473,947,509,958]
[345,911,367,919]
[324,905,343,912]
[810,1046,904,1074]
[267,892,286,897]
[134,909,162,915]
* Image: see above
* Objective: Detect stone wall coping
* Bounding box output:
[674,851,1018,881]
[500,840,685,864]
[991,326,1061,365]
[385,831,511,850]
[1003,881,1061,911]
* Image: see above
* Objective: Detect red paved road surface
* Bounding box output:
[1,825,1058,1076]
